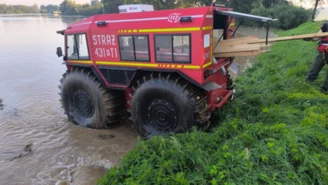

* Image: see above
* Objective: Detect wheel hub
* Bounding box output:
[73,90,94,118]
[147,99,177,132]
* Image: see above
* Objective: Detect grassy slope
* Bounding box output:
[98,22,328,185]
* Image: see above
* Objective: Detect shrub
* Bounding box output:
[273,5,312,30]
[247,4,311,30]
[98,22,328,185]
[245,4,277,28]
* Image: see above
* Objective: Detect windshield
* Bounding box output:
[66,34,89,60]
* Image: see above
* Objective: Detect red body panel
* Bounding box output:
[63,5,236,111]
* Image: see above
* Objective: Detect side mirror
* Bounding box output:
[56,47,63,57]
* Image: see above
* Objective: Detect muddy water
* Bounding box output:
[0,15,137,185]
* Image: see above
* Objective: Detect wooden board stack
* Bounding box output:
[213,32,328,58]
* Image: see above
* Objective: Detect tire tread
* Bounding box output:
[59,67,125,129]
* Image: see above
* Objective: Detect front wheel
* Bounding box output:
[59,68,125,129]
[130,73,211,138]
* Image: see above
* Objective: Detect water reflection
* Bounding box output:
[60,16,84,25]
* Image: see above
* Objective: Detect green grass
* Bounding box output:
[98,22,328,185]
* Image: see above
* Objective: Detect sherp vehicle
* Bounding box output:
[56,4,275,137]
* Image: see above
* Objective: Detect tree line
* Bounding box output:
[40,5,60,14]
[0,1,102,16]
[1,0,322,30]
[101,0,320,30]
[0,4,60,14]
[0,4,39,14]
[101,0,293,14]
[59,0,103,16]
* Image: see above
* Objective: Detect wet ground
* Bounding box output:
[0,15,276,185]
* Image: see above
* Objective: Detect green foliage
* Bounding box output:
[60,0,103,16]
[102,0,181,13]
[98,22,328,185]
[99,0,307,30]
[273,5,312,30]
[40,9,48,14]
[0,4,39,14]
[248,4,311,30]
[101,0,120,14]
[181,0,213,7]
[278,21,323,37]
[262,0,288,8]
[40,4,60,14]
[249,3,274,20]
[100,0,288,14]
[228,0,259,13]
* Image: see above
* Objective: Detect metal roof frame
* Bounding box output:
[215,10,278,45]
[216,10,277,23]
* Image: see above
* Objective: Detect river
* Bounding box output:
[0,15,137,185]
[0,14,277,185]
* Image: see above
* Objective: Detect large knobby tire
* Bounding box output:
[59,68,124,129]
[129,73,211,138]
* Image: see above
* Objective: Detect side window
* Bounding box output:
[155,34,190,63]
[155,35,172,62]
[119,35,149,61]
[173,35,190,62]
[135,36,150,61]
[66,34,89,60]
[119,36,134,60]
[76,34,89,59]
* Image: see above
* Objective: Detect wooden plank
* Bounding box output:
[214,36,260,45]
[260,43,273,49]
[215,42,263,49]
[213,43,261,53]
[248,32,328,44]
[214,42,271,50]
[214,50,268,58]
[214,51,263,58]
[214,42,270,53]
[213,38,262,49]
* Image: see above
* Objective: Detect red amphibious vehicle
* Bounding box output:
[56,3,275,138]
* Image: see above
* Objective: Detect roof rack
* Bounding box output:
[216,10,278,45]
[216,11,277,23]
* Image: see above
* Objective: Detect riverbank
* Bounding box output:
[98,21,328,184]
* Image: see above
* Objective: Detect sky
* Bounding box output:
[1,0,91,6]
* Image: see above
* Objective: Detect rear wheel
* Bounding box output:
[59,68,125,129]
[129,73,211,138]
